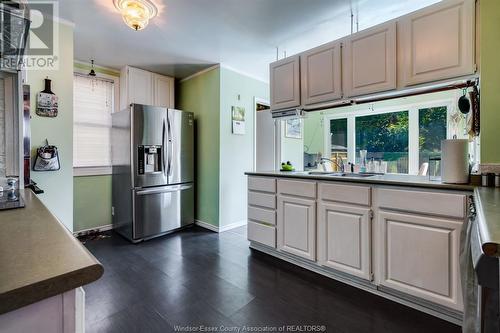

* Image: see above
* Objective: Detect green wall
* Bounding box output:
[72,62,119,233]
[479,0,500,163]
[74,175,112,231]
[177,67,221,227]
[219,67,269,227]
[28,21,74,231]
[177,66,269,228]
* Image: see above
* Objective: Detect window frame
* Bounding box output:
[323,98,454,175]
[73,67,120,176]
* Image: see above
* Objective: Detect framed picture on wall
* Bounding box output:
[285,118,302,139]
[231,106,246,135]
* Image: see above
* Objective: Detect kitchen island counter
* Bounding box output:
[245,170,475,191]
[0,189,103,314]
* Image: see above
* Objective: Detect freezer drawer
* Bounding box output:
[133,183,194,240]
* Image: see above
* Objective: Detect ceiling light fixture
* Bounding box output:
[113,0,158,31]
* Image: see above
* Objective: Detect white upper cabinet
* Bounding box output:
[301,41,342,105]
[343,21,397,97]
[399,0,475,86]
[120,66,175,110]
[270,55,301,111]
[153,73,175,108]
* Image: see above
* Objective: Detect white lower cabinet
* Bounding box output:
[318,202,371,280]
[377,210,463,311]
[277,195,316,261]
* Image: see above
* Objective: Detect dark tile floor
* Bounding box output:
[83,226,461,333]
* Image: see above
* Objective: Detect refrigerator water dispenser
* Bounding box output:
[138,145,162,174]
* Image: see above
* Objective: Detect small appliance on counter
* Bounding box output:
[0,177,25,211]
[441,139,469,184]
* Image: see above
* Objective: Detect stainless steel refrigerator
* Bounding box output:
[112,104,194,242]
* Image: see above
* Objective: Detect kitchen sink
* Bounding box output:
[307,171,377,178]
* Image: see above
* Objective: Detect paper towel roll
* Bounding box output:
[441,139,469,184]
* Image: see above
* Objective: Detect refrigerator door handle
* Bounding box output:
[136,184,193,196]
[167,113,173,176]
[162,118,166,174]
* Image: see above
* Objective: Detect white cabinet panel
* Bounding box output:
[127,67,153,105]
[343,21,396,97]
[153,73,174,108]
[248,206,276,225]
[248,191,276,209]
[377,210,463,311]
[277,195,316,260]
[319,182,371,206]
[248,177,276,193]
[301,41,342,105]
[399,0,475,86]
[376,188,466,219]
[270,55,300,110]
[318,203,371,280]
[277,179,316,199]
[248,221,276,248]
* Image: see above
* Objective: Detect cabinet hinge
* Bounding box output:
[369,272,374,282]
[369,210,374,219]
[473,63,478,73]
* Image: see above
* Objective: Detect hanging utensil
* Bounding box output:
[458,88,471,114]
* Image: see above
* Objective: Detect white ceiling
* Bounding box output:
[57,0,440,81]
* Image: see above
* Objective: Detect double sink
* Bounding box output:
[306,171,378,178]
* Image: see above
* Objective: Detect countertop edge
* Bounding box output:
[0,189,105,315]
[473,187,500,257]
[244,171,475,191]
[0,263,104,314]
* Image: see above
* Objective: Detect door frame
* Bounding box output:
[253,97,272,171]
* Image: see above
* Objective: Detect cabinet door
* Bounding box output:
[270,55,300,110]
[128,67,153,105]
[318,202,371,280]
[377,210,463,311]
[277,195,316,261]
[301,41,341,105]
[343,21,396,97]
[153,74,174,108]
[399,0,475,86]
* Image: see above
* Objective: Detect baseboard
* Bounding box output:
[73,224,113,236]
[195,219,247,233]
[219,220,247,232]
[195,220,219,232]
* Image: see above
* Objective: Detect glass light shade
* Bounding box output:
[122,2,148,30]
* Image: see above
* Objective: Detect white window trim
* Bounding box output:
[323,98,455,175]
[73,68,120,177]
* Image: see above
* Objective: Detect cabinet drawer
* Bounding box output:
[248,221,276,248]
[248,177,276,193]
[248,206,276,225]
[277,179,316,198]
[248,191,276,209]
[376,188,466,219]
[319,182,371,206]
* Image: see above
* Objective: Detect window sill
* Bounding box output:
[73,166,112,177]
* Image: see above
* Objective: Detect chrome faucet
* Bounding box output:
[318,157,345,173]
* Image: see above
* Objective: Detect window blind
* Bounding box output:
[73,74,114,168]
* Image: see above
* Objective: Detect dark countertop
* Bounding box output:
[0,189,104,314]
[246,170,500,257]
[473,187,500,257]
[245,170,475,191]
